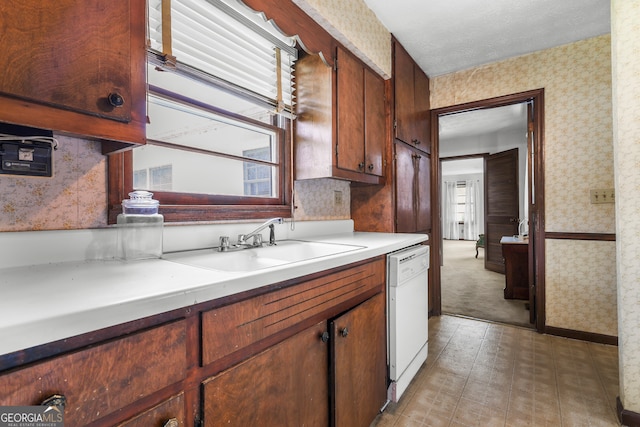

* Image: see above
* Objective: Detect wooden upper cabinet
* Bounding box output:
[393,40,430,154]
[336,47,366,174]
[0,0,146,151]
[413,67,431,154]
[295,46,385,184]
[364,68,385,177]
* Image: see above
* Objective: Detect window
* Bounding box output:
[243,147,272,196]
[108,0,297,223]
[456,182,466,222]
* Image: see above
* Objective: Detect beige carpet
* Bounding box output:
[440,239,532,328]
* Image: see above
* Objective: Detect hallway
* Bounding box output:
[441,239,531,327]
[373,315,619,426]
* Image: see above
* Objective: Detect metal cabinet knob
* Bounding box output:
[108,92,125,107]
[368,163,374,171]
[340,327,349,338]
[41,394,66,408]
[163,418,179,427]
[320,331,330,343]
[358,162,365,170]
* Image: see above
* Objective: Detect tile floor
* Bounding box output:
[373,315,620,427]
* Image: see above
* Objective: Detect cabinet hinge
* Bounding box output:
[194,419,203,427]
[393,119,397,129]
[333,57,338,72]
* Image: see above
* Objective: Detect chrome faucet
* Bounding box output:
[219,217,284,251]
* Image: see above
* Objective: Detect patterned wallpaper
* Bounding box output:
[432,35,615,234]
[0,135,107,232]
[545,240,617,336]
[0,139,350,231]
[293,179,351,221]
[431,35,617,337]
[611,0,640,412]
[293,0,392,79]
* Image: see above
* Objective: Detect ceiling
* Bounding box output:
[439,103,527,141]
[362,0,611,77]
[361,0,611,150]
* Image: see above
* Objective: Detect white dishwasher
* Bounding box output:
[387,244,429,402]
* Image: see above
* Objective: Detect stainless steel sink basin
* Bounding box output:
[162,240,364,272]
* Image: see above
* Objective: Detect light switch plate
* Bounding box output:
[334,190,343,205]
[590,189,615,204]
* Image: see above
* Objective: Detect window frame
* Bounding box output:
[107,0,336,224]
[107,85,292,224]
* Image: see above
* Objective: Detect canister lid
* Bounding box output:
[122,190,160,215]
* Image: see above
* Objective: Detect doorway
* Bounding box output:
[430,90,545,332]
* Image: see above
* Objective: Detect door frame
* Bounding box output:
[430,89,545,332]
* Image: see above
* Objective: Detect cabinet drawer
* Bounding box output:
[118,393,185,427]
[0,320,187,427]
[202,258,384,365]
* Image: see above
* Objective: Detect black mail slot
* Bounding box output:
[0,123,54,177]
[0,140,53,177]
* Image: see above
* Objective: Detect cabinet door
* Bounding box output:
[364,68,385,176]
[395,143,431,233]
[202,321,329,427]
[393,41,415,145]
[0,0,146,149]
[395,142,417,233]
[336,47,365,174]
[0,0,132,121]
[413,67,431,154]
[331,293,386,427]
[416,151,431,232]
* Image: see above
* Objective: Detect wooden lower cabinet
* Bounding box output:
[202,321,330,427]
[331,292,387,427]
[0,321,187,427]
[0,257,387,427]
[502,241,529,300]
[117,393,185,427]
[202,292,386,427]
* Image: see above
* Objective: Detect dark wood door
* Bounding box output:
[336,46,365,174]
[364,68,385,176]
[484,148,519,273]
[416,151,431,232]
[202,321,329,427]
[395,142,431,233]
[413,67,431,153]
[395,142,416,232]
[393,41,415,145]
[331,293,386,427]
[0,0,133,122]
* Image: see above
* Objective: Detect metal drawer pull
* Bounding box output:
[41,394,66,408]
[163,418,179,427]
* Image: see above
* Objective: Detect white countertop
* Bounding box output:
[500,235,529,244]
[0,231,427,356]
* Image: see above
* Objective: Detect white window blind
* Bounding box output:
[148,0,297,113]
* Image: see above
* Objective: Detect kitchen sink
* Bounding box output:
[162,240,365,272]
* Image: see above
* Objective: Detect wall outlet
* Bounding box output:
[590,189,615,204]
[334,190,343,205]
